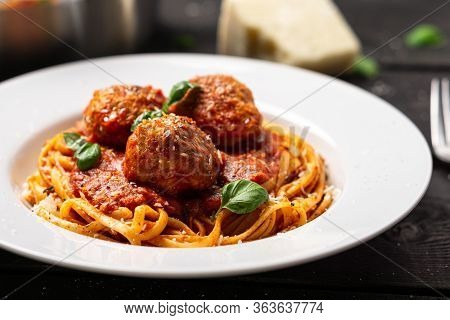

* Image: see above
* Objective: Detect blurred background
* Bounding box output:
[1,0,449,80]
[1,0,221,79]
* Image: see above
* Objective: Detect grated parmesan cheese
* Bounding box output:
[324,185,341,200]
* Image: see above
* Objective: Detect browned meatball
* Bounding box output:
[219,153,273,186]
[70,149,182,216]
[83,85,165,148]
[123,114,220,196]
[170,74,263,151]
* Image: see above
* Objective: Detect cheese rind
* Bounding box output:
[218,0,361,75]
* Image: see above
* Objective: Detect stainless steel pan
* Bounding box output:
[0,0,156,60]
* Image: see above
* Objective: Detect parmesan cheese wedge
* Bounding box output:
[218,0,361,75]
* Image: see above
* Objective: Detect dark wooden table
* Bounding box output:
[1,0,449,299]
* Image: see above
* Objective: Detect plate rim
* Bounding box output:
[0,53,433,278]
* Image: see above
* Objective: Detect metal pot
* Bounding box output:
[0,0,156,61]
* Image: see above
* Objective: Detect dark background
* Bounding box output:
[1,0,449,299]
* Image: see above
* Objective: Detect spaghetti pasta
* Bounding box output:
[23,75,335,248]
[24,126,333,248]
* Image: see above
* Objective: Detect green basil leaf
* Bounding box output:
[163,80,197,113]
[405,24,445,48]
[63,132,101,171]
[63,132,86,151]
[218,179,269,216]
[352,56,379,79]
[131,109,163,132]
[75,142,101,171]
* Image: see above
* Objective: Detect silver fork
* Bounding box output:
[430,78,450,162]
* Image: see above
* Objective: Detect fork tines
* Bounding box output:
[430,78,450,161]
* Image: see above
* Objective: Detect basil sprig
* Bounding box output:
[64,132,86,151]
[74,142,101,171]
[162,80,197,113]
[352,56,379,79]
[131,80,198,131]
[405,24,445,48]
[130,109,163,132]
[216,180,269,217]
[63,132,101,171]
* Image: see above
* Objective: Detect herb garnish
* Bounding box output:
[63,132,86,151]
[215,179,269,217]
[405,24,445,48]
[130,109,163,132]
[163,80,197,113]
[352,56,379,79]
[63,133,101,171]
[131,80,197,131]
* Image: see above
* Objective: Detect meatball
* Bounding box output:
[123,114,220,196]
[170,74,263,151]
[185,187,222,217]
[83,85,165,148]
[219,153,273,186]
[70,149,181,216]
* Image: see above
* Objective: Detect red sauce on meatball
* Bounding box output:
[122,114,221,196]
[71,78,290,219]
[69,148,181,216]
[170,74,263,151]
[83,85,165,149]
[219,153,272,185]
[186,130,286,216]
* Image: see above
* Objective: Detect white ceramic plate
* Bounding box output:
[0,54,432,278]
